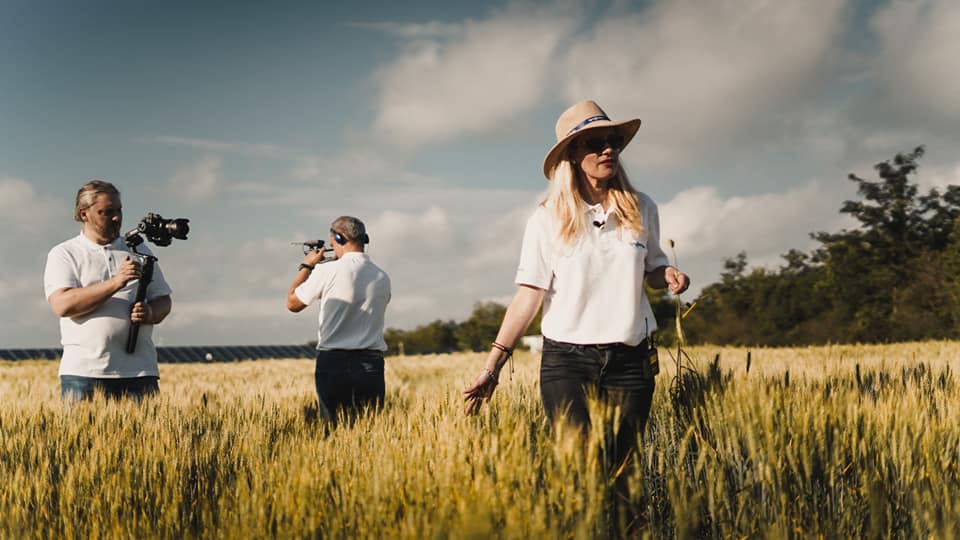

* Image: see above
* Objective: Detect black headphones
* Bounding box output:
[330,228,370,245]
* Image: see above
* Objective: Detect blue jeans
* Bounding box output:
[60,375,159,402]
[314,350,385,424]
[540,337,656,464]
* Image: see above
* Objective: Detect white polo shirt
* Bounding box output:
[43,232,172,378]
[295,252,391,351]
[515,191,670,346]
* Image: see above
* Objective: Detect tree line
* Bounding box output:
[382,146,960,353]
[384,302,541,356]
[682,146,960,345]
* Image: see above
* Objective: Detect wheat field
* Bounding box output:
[1,342,959,539]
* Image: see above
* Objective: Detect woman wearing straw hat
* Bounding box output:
[464,100,689,458]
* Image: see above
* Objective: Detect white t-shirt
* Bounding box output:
[515,192,670,346]
[295,252,391,351]
[43,232,172,377]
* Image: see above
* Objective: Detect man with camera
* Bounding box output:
[43,180,173,401]
[287,216,391,423]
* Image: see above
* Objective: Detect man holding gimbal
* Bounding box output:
[287,216,391,423]
[43,180,173,401]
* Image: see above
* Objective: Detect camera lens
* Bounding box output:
[166,219,190,240]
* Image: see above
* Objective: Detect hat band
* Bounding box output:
[564,115,610,137]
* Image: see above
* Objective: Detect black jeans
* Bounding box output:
[540,337,656,464]
[60,375,159,402]
[314,349,385,424]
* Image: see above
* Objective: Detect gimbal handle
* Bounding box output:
[125,245,157,354]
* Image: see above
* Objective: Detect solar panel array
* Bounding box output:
[0,345,316,362]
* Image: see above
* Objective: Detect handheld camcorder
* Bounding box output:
[124,213,190,248]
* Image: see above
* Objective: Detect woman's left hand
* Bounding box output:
[665,266,690,294]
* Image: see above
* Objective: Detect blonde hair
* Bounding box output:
[74,180,119,222]
[542,161,645,247]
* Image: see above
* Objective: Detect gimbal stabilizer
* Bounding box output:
[122,213,190,354]
[123,233,157,354]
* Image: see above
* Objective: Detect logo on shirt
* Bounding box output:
[631,241,646,249]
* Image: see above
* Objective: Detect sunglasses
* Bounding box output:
[578,133,625,154]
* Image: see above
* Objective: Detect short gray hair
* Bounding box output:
[331,216,368,244]
[74,180,120,222]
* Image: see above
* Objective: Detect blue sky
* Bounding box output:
[3,0,959,347]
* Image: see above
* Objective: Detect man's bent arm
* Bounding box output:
[48,278,126,319]
[48,256,140,318]
[287,268,311,312]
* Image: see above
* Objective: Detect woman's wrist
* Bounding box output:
[489,341,514,372]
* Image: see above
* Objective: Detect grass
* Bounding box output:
[1,342,959,538]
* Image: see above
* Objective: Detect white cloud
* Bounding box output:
[658,181,854,291]
[165,298,285,327]
[0,274,41,301]
[388,294,438,315]
[288,148,431,188]
[463,196,541,270]
[869,0,960,123]
[367,206,452,261]
[0,177,72,346]
[152,136,291,159]
[0,177,67,233]
[169,156,222,202]
[661,182,844,258]
[347,20,463,39]
[371,6,577,146]
[921,162,960,191]
[563,0,846,168]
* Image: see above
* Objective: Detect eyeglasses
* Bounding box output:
[578,133,625,154]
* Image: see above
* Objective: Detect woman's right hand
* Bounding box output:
[463,367,499,415]
[461,285,544,415]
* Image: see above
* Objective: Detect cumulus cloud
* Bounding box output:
[868,0,960,124]
[152,136,291,159]
[563,0,846,168]
[367,206,452,261]
[165,298,285,327]
[289,148,433,189]
[370,5,577,146]
[0,275,42,302]
[463,196,541,270]
[661,182,842,257]
[0,177,71,346]
[658,181,854,289]
[920,162,960,191]
[0,177,67,233]
[346,21,463,39]
[388,294,438,315]
[169,156,222,202]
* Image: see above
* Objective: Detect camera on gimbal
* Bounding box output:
[124,213,190,248]
[290,239,336,264]
[123,212,190,354]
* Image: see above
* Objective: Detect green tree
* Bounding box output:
[814,146,960,341]
[454,302,508,352]
[685,146,960,346]
[384,319,457,355]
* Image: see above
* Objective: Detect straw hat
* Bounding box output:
[542,100,641,180]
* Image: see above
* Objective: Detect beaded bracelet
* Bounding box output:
[491,341,514,380]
